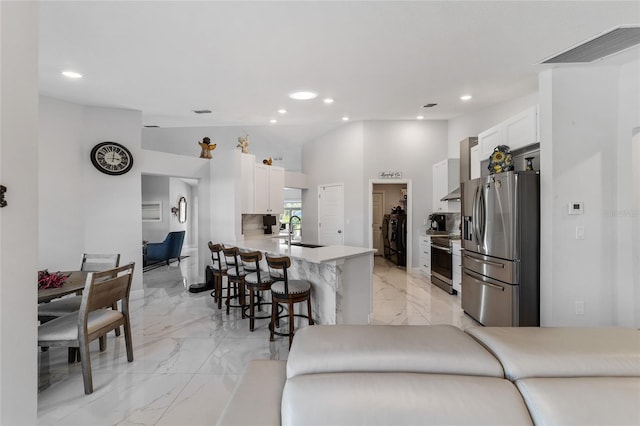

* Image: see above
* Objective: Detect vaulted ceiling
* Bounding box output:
[38,1,640,145]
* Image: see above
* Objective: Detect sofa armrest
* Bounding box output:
[216,360,287,426]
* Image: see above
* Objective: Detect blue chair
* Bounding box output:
[144,231,185,266]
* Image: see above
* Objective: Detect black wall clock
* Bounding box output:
[90,141,134,175]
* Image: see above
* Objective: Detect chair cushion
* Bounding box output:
[38,296,82,317]
[271,280,311,295]
[287,325,504,379]
[38,310,124,344]
[281,373,532,426]
[244,271,273,285]
[466,326,640,379]
[226,267,245,278]
[516,377,640,426]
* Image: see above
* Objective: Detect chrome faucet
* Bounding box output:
[288,215,302,246]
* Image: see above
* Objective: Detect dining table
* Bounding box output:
[37,271,89,303]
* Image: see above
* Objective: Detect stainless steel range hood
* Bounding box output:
[441,187,460,201]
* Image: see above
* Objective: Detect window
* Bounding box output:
[280,202,302,229]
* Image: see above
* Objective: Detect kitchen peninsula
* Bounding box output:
[226,239,375,324]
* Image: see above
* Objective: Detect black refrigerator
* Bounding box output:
[382,214,407,266]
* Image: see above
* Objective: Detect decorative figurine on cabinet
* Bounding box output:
[488,145,513,174]
[198,137,217,159]
[262,157,273,166]
[237,134,250,153]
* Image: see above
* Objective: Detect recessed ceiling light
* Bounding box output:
[460,95,472,101]
[342,116,350,121]
[62,71,83,79]
[323,98,334,104]
[278,109,287,114]
[416,115,424,120]
[270,119,278,124]
[289,91,318,100]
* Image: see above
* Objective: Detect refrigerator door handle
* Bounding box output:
[465,255,505,269]
[478,186,486,244]
[463,270,505,291]
[472,184,482,245]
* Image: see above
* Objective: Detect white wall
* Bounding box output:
[38,98,144,289]
[302,120,448,268]
[0,2,38,423]
[362,121,448,268]
[141,174,170,243]
[539,58,640,327]
[142,125,301,172]
[169,177,193,245]
[302,122,364,245]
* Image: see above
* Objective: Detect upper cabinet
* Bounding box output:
[433,159,459,212]
[479,105,539,160]
[253,164,284,214]
[241,155,284,215]
[470,144,481,180]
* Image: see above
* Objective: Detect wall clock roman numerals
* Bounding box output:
[90,142,134,175]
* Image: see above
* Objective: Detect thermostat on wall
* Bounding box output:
[568,202,584,215]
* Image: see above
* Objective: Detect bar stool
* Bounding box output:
[208,242,227,309]
[223,246,247,317]
[240,250,279,331]
[266,255,314,348]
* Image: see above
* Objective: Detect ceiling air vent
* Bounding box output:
[542,25,640,64]
[193,109,212,114]
[423,103,438,108]
[144,125,159,128]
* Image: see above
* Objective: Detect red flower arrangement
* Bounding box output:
[38,270,70,289]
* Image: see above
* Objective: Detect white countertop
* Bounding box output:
[227,238,376,264]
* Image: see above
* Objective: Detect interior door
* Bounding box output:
[318,184,344,245]
[372,191,384,254]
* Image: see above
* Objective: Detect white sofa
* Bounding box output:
[218,325,640,425]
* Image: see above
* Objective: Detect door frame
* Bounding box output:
[368,179,412,270]
[371,190,385,255]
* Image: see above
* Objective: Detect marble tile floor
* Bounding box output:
[37,250,477,425]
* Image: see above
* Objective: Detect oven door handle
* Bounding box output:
[431,245,451,253]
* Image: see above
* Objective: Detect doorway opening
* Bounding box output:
[369,180,412,270]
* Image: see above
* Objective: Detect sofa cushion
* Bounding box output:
[286,325,504,379]
[216,360,287,426]
[466,327,640,380]
[516,377,640,425]
[281,372,533,426]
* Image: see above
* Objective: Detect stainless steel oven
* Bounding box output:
[431,236,455,295]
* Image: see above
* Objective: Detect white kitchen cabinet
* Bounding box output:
[432,159,460,211]
[452,240,462,295]
[479,105,538,160]
[419,235,431,277]
[241,155,284,215]
[252,164,284,214]
[478,125,503,160]
[470,144,481,180]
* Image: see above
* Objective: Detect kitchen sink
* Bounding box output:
[289,242,324,248]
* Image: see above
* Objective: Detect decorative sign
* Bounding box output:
[378,171,402,179]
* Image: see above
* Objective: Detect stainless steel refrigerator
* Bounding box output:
[461,171,540,326]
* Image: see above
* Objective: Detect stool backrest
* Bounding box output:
[239,250,262,272]
[266,255,291,293]
[208,242,225,269]
[222,246,242,276]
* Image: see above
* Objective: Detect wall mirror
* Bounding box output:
[178,197,187,223]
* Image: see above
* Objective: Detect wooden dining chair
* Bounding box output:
[38,263,135,395]
[38,253,121,320]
